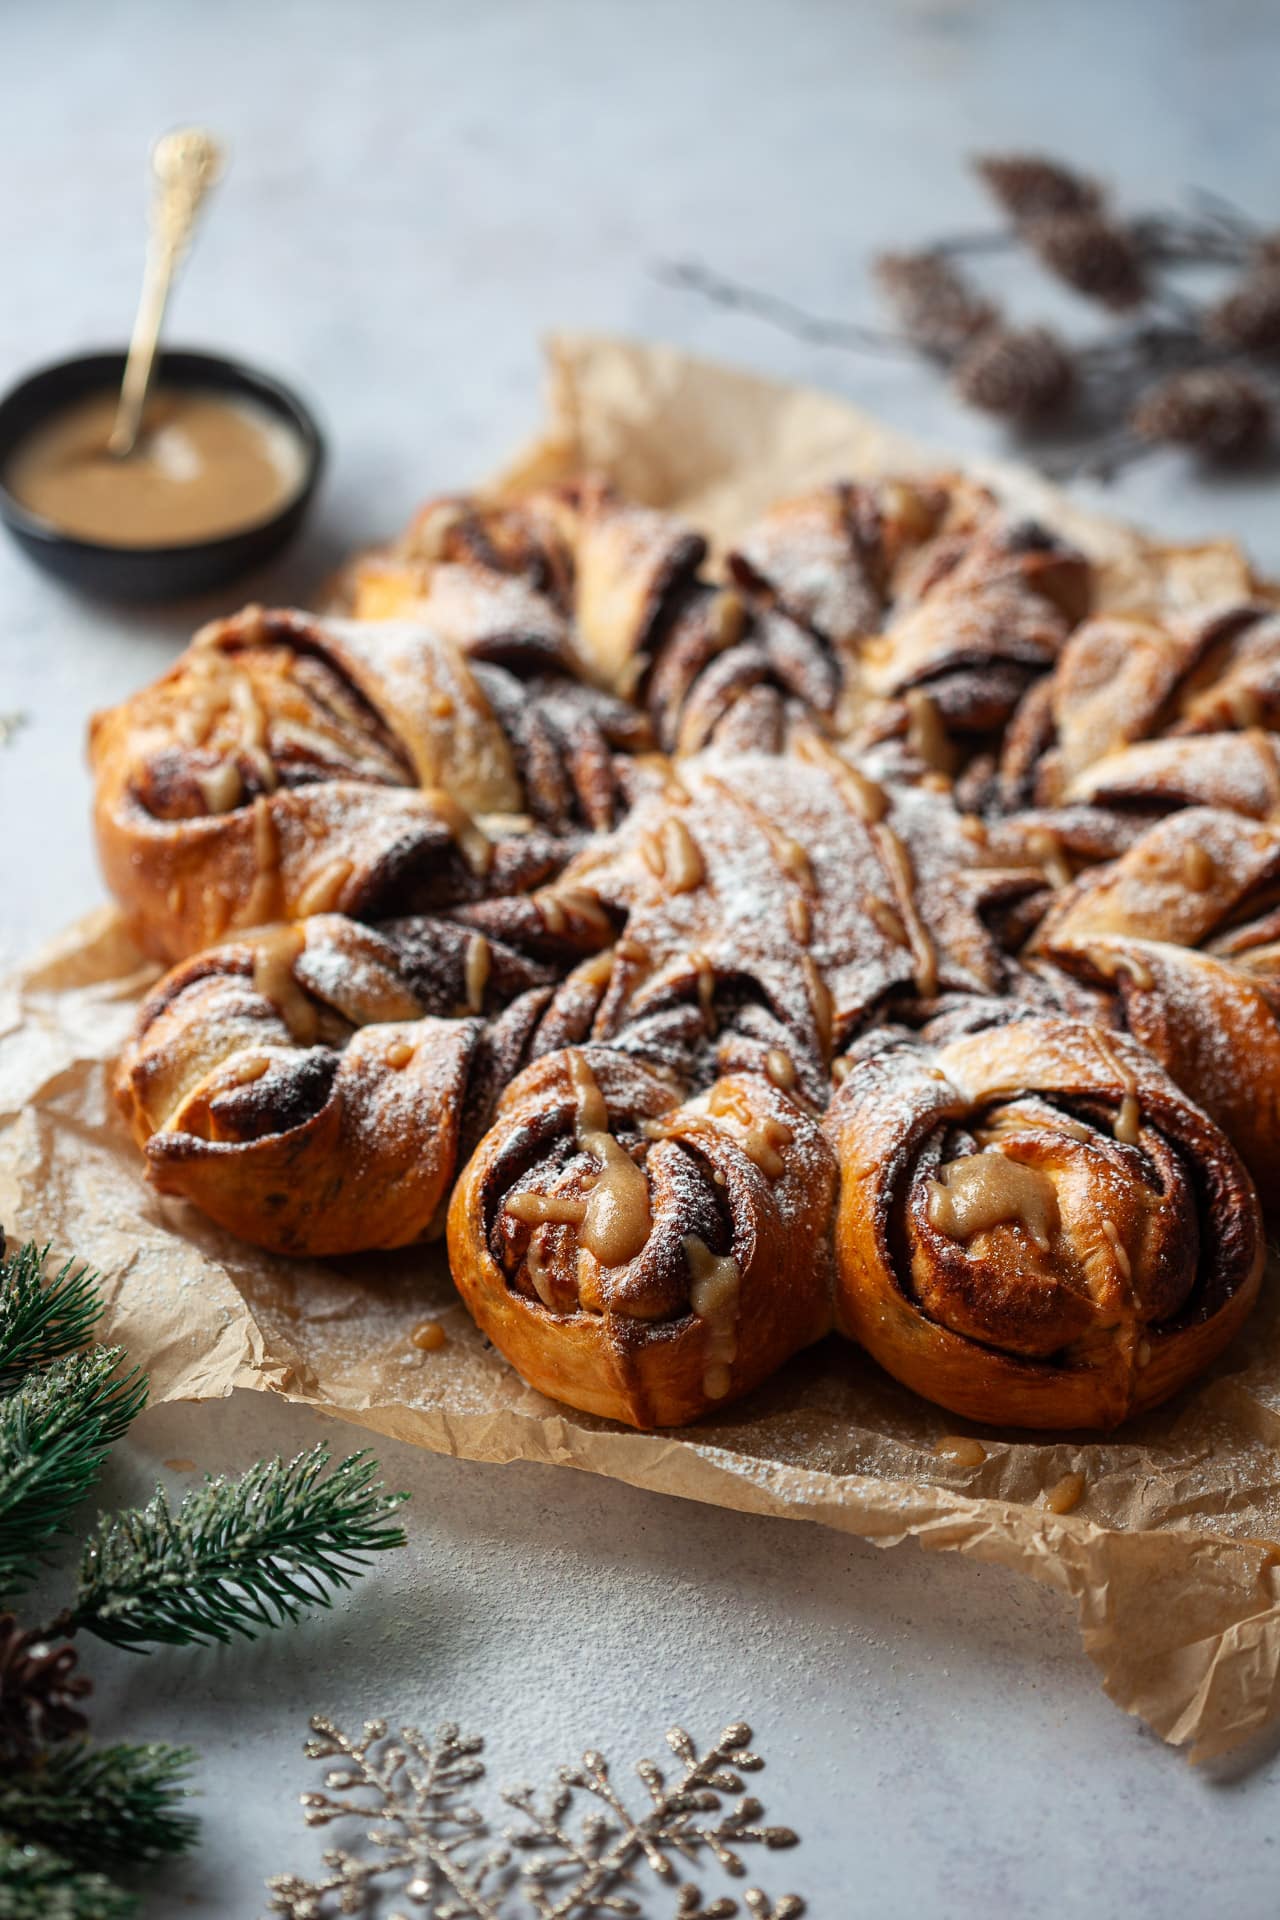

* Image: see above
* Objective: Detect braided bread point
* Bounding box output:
[999,603,1280,812]
[340,474,1090,768]
[336,481,707,697]
[557,743,1051,1083]
[1039,934,1280,1197]
[447,1046,835,1428]
[826,1013,1263,1429]
[89,604,657,964]
[114,917,489,1256]
[1029,807,1280,953]
[95,467,1280,1433]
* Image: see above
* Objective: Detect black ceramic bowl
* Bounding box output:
[0,348,324,601]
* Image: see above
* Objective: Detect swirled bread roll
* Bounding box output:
[337,474,1088,765]
[115,917,485,1255]
[826,1013,1263,1429]
[447,1046,835,1427]
[1038,933,1280,1195]
[1000,604,1280,815]
[99,469,1280,1433]
[90,605,652,963]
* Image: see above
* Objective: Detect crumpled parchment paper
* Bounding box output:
[4,335,1280,1762]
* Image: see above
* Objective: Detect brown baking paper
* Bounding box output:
[5,335,1280,1762]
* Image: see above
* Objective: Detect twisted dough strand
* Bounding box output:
[100,471,1280,1429]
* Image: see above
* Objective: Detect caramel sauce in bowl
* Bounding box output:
[0,348,323,600]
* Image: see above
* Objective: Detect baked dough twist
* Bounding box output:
[827,1010,1263,1428]
[101,473,1280,1430]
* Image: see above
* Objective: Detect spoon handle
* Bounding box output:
[108,128,224,458]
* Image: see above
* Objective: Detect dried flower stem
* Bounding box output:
[656,259,913,358]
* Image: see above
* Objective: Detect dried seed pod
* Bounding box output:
[0,1615,92,1759]
[1205,269,1280,353]
[1131,369,1271,460]
[1023,212,1146,309]
[874,250,998,359]
[973,153,1102,222]
[952,325,1076,421]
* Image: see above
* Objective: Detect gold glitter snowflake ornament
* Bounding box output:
[264,1716,804,1919]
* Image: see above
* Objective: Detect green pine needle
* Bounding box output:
[71,1445,408,1650]
[0,1350,148,1603]
[0,1242,103,1396]
[0,1836,138,1920]
[0,1741,198,1866]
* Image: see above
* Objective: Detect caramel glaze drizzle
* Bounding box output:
[792,731,939,1002]
[536,890,567,935]
[174,646,505,918]
[227,1053,269,1086]
[502,1056,753,1396]
[652,1086,795,1183]
[1086,943,1155,993]
[250,925,317,1044]
[195,758,243,814]
[701,770,836,1048]
[682,948,716,1030]
[565,1050,655,1270]
[872,822,938,1000]
[1181,841,1217,892]
[242,795,282,931]
[801,953,834,1054]
[464,933,491,1013]
[935,1435,987,1468]
[1026,826,1073,891]
[502,1051,656,1298]
[793,731,888,826]
[179,654,278,804]
[1044,1471,1086,1515]
[683,1233,741,1400]
[1089,1027,1142,1146]
[867,894,908,948]
[765,1047,796,1092]
[904,688,956,776]
[927,1152,1060,1252]
[295,856,355,917]
[534,882,616,947]
[504,1192,588,1227]
[787,895,812,945]
[642,815,706,894]
[421,787,493,876]
[706,1082,795,1180]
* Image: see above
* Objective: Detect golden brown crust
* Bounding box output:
[1029,807,1280,952]
[114,918,484,1256]
[96,469,1280,1432]
[1039,934,1280,1196]
[90,607,525,963]
[446,1047,835,1427]
[89,604,657,964]
[999,603,1280,812]
[825,1014,1264,1429]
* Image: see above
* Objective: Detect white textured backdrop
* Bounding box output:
[4,2,1280,1913]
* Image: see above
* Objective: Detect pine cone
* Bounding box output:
[1023,212,1146,309]
[973,153,1101,222]
[0,1614,91,1759]
[874,251,997,359]
[1131,369,1271,460]
[952,326,1076,421]
[1205,269,1280,354]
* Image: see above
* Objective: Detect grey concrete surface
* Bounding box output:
[3,3,1279,1913]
